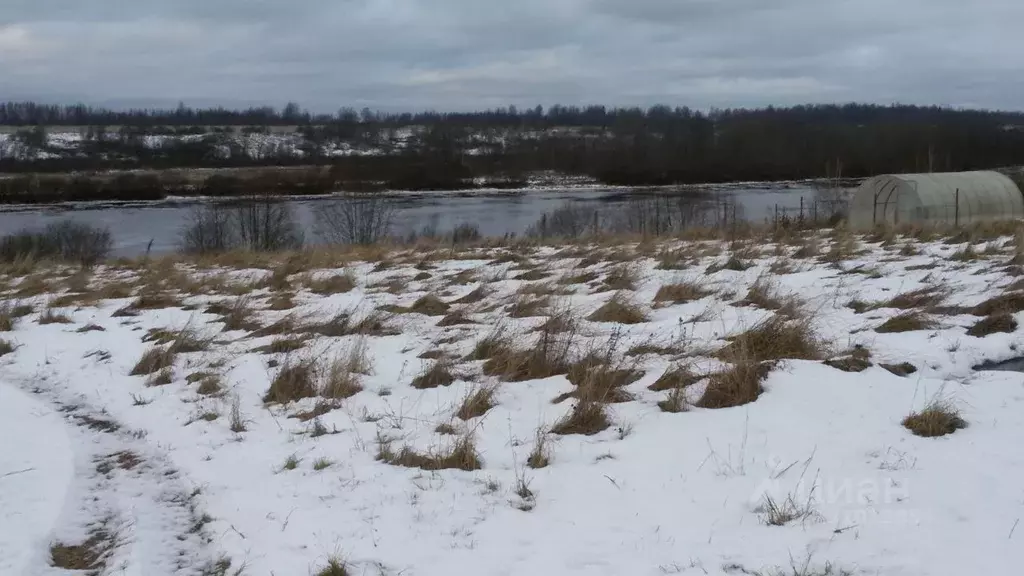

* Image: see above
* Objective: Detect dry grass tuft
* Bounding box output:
[38,307,73,325]
[216,296,261,332]
[967,313,1018,337]
[314,556,351,576]
[507,294,551,318]
[377,432,482,471]
[792,235,821,259]
[903,401,967,437]
[550,399,611,435]
[972,292,1024,316]
[311,309,397,337]
[456,385,498,420]
[600,264,640,292]
[0,338,15,357]
[264,358,318,404]
[883,287,947,310]
[412,357,460,389]
[526,430,551,468]
[881,362,918,377]
[658,387,689,413]
[253,337,307,355]
[130,346,176,376]
[533,308,580,334]
[437,309,477,327]
[587,294,650,324]
[515,268,550,281]
[708,255,752,273]
[196,374,223,396]
[648,364,703,391]
[453,285,490,304]
[467,324,514,361]
[654,281,711,304]
[876,311,937,333]
[250,315,301,338]
[482,328,574,382]
[50,527,115,572]
[0,302,16,331]
[824,345,873,372]
[740,277,800,315]
[559,348,643,404]
[321,339,370,398]
[696,353,774,409]
[950,244,982,262]
[76,323,106,333]
[559,270,599,285]
[130,290,183,311]
[406,294,450,316]
[718,315,824,362]
[306,271,357,294]
[147,368,174,386]
[267,292,296,310]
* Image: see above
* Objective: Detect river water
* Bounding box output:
[0,186,819,257]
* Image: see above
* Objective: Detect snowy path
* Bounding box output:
[0,374,229,576]
[0,382,75,576]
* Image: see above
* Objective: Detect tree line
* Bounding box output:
[3,102,1024,193]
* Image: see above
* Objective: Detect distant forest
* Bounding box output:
[3,101,1024,190]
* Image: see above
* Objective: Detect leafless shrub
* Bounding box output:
[232,196,304,251]
[179,203,235,254]
[314,194,395,245]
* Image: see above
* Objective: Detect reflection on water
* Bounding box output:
[0,186,818,257]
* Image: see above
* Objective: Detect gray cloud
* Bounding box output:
[2,0,1023,111]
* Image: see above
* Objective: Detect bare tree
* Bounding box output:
[232,195,304,251]
[313,194,395,245]
[179,203,234,254]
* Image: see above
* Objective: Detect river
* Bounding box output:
[0,185,822,257]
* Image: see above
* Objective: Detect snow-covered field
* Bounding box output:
[2,229,1024,576]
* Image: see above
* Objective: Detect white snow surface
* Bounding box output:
[2,233,1024,575]
[0,384,75,575]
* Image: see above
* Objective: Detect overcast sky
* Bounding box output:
[3,0,1024,112]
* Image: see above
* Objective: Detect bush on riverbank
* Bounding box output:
[0,220,112,266]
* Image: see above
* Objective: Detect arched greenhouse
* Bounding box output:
[848,171,1024,229]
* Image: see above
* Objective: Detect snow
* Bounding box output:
[0,383,75,575]
[2,232,1024,575]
